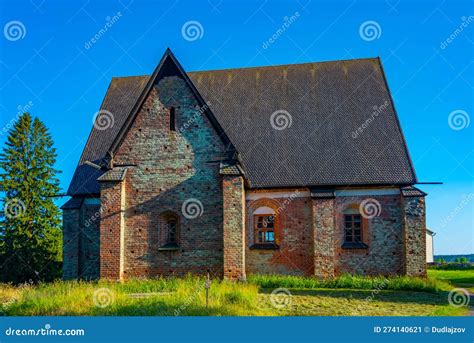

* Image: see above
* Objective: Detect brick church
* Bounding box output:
[62,49,427,281]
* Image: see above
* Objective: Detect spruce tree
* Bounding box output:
[0,113,62,283]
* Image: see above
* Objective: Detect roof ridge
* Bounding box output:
[110,56,380,79]
[187,56,379,74]
[111,75,149,80]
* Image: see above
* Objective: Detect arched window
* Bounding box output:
[166,217,177,244]
[158,212,179,249]
[253,206,277,245]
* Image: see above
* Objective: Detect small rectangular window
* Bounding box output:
[255,215,276,244]
[344,214,362,243]
[167,220,177,244]
[169,107,176,131]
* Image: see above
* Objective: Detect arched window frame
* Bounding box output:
[248,198,281,249]
[158,211,180,250]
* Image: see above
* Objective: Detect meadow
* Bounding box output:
[0,270,470,316]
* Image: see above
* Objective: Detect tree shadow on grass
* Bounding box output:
[259,288,449,306]
[90,300,236,316]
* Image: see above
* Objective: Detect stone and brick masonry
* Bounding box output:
[62,60,427,281]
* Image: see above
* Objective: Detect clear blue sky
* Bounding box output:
[0,0,472,255]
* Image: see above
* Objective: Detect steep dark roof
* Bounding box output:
[219,162,243,176]
[68,76,148,195]
[401,186,427,197]
[97,167,128,182]
[67,52,417,196]
[60,197,83,210]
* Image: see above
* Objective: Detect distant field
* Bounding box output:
[428,269,474,293]
[0,273,469,316]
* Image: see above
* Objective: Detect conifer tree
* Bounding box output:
[0,113,62,283]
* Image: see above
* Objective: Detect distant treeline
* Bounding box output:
[434,254,474,263]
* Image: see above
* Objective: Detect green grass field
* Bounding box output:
[427,269,474,293]
[0,271,470,316]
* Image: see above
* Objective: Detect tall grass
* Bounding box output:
[247,274,450,293]
[1,275,271,316]
[0,273,466,316]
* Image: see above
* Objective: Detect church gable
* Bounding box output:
[105,52,232,278]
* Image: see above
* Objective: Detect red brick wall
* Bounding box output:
[112,75,229,278]
[99,181,125,280]
[63,200,100,280]
[223,176,245,280]
[243,190,422,278]
[245,192,313,276]
[62,209,80,280]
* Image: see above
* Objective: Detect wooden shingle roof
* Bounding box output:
[67,50,417,196]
